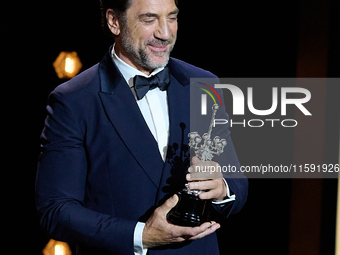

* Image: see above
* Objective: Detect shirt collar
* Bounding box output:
[111,44,164,88]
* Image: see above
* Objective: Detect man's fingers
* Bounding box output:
[187,160,223,180]
[171,221,218,238]
[143,197,220,248]
[187,172,215,181]
[191,156,201,165]
[188,222,221,240]
[187,179,218,191]
[158,194,179,215]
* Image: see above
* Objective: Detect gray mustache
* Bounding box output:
[147,39,174,47]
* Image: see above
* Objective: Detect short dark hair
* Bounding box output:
[99,0,132,37]
[99,0,179,37]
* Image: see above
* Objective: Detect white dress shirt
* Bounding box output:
[110,45,235,255]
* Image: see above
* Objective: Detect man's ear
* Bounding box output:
[106,9,121,36]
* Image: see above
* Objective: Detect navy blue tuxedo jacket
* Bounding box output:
[36,48,248,255]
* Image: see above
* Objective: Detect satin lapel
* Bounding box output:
[98,51,164,188]
[155,64,191,204]
[167,58,191,158]
[167,76,190,158]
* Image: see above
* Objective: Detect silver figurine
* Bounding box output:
[188,104,227,162]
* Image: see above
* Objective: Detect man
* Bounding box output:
[36,0,248,254]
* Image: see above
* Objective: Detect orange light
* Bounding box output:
[53,51,82,79]
[42,239,72,255]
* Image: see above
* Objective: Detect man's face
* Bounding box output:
[116,0,178,73]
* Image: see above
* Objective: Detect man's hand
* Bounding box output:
[186,156,227,202]
[142,195,220,249]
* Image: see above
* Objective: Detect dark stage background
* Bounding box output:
[4,0,340,254]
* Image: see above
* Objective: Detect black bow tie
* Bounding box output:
[134,67,170,100]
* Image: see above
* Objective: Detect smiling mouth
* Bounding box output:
[148,44,168,53]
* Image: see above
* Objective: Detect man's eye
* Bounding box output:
[144,19,155,24]
[168,16,178,22]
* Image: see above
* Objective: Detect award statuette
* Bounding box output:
[167,104,227,227]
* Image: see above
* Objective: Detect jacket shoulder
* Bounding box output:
[169,57,217,80]
[53,63,100,96]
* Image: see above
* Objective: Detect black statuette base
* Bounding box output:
[167,191,211,227]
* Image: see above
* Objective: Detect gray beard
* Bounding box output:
[121,26,175,71]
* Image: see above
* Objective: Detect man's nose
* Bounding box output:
[155,19,171,40]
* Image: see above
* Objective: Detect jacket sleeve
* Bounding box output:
[35,90,136,255]
[211,87,248,218]
[209,102,248,219]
